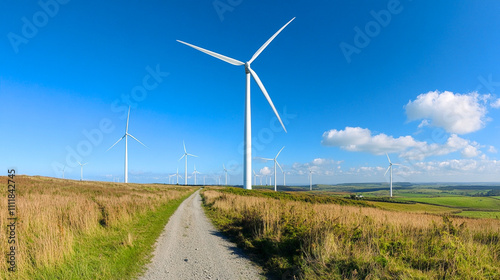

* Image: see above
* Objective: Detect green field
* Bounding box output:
[368,201,457,214]
[398,196,500,210]
[456,211,500,219]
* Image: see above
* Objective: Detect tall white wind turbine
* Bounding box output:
[257,146,284,191]
[384,153,401,197]
[77,161,88,181]
[179,141,197,185]
[107,107,147,183]
[177,18,295,190]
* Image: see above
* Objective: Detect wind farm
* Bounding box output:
[3,1,500,280]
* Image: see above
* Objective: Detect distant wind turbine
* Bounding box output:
[168,173,176,184]
[384,153,402,197]
[77,162,88,181]
[177,18,295,190]
[107,106,147,183]
[253,170,257,185]
[193,165,201,185]
[59,166,66,179]
[257,146,284,191]
[179,141,197,185]
[308,168,313,191]
[175,168,183,185]
[223,164,228,185]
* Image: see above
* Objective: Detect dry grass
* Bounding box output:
[202,189,500,279]
[0,175,194,279]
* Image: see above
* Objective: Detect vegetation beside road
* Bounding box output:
[202,187,500,279]
[0,176,196,280]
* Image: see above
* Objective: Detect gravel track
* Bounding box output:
[139,189,263,280]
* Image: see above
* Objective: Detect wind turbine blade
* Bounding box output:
[384,166,391,176]
[187,153,198,157]
[83,163,88,166]
[179,154,186,161]
[107,135,125,151]
[176,40,245,66]
[253,170,256,175]
[248,67,287,133]
[126,106,130,133]
[276,160,283,172]
[128,134,147,148]
[248,17,295,64]
[77,161,81,165]
[276,146,285,158]
[183,141,187,153]
[386,153,391,163]
[255,157,273,161]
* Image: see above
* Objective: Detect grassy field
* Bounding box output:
[398,196,500,210]
[456,211,500,219]
[367,201,458,214]
[0,176,196,280]
[202,187,500,279]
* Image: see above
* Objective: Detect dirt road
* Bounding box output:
[139,189,263,280]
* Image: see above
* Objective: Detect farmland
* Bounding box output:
[0,176,196,280]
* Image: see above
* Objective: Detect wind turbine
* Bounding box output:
[179,141,197,185]
[175,168,183,185]
[177,18,294,190]
[384,153,402,197]
[308,168,313,191]
[253,170,257,185]
[168,174,176,184]
[193,165,201,185]
[107,106,147,183]
[223,164,228,185]
[59,166,66,179]
[257,146,284,191]
[77,162,88,181]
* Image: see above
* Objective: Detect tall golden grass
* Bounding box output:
[0,176,193,278]
[203,189,500,279]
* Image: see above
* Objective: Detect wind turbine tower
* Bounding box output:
[77,162,88,181]
[179,141,197,185]
[107,107,147,183]
[384,153,401,197]
[257,147,284,191]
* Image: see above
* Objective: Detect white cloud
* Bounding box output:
[322,127,422,154]
[488,146,497,153]
[400,134,481,160]
[461,145,480,158]
[322,127,483,160]
[291,158,342,176]
[405,91,488,134]
[259,167,272,176]
[491,98,500,108]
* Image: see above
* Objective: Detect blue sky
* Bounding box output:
[2,0,500,185]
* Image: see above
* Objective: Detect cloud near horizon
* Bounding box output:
[322,127,482,160]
